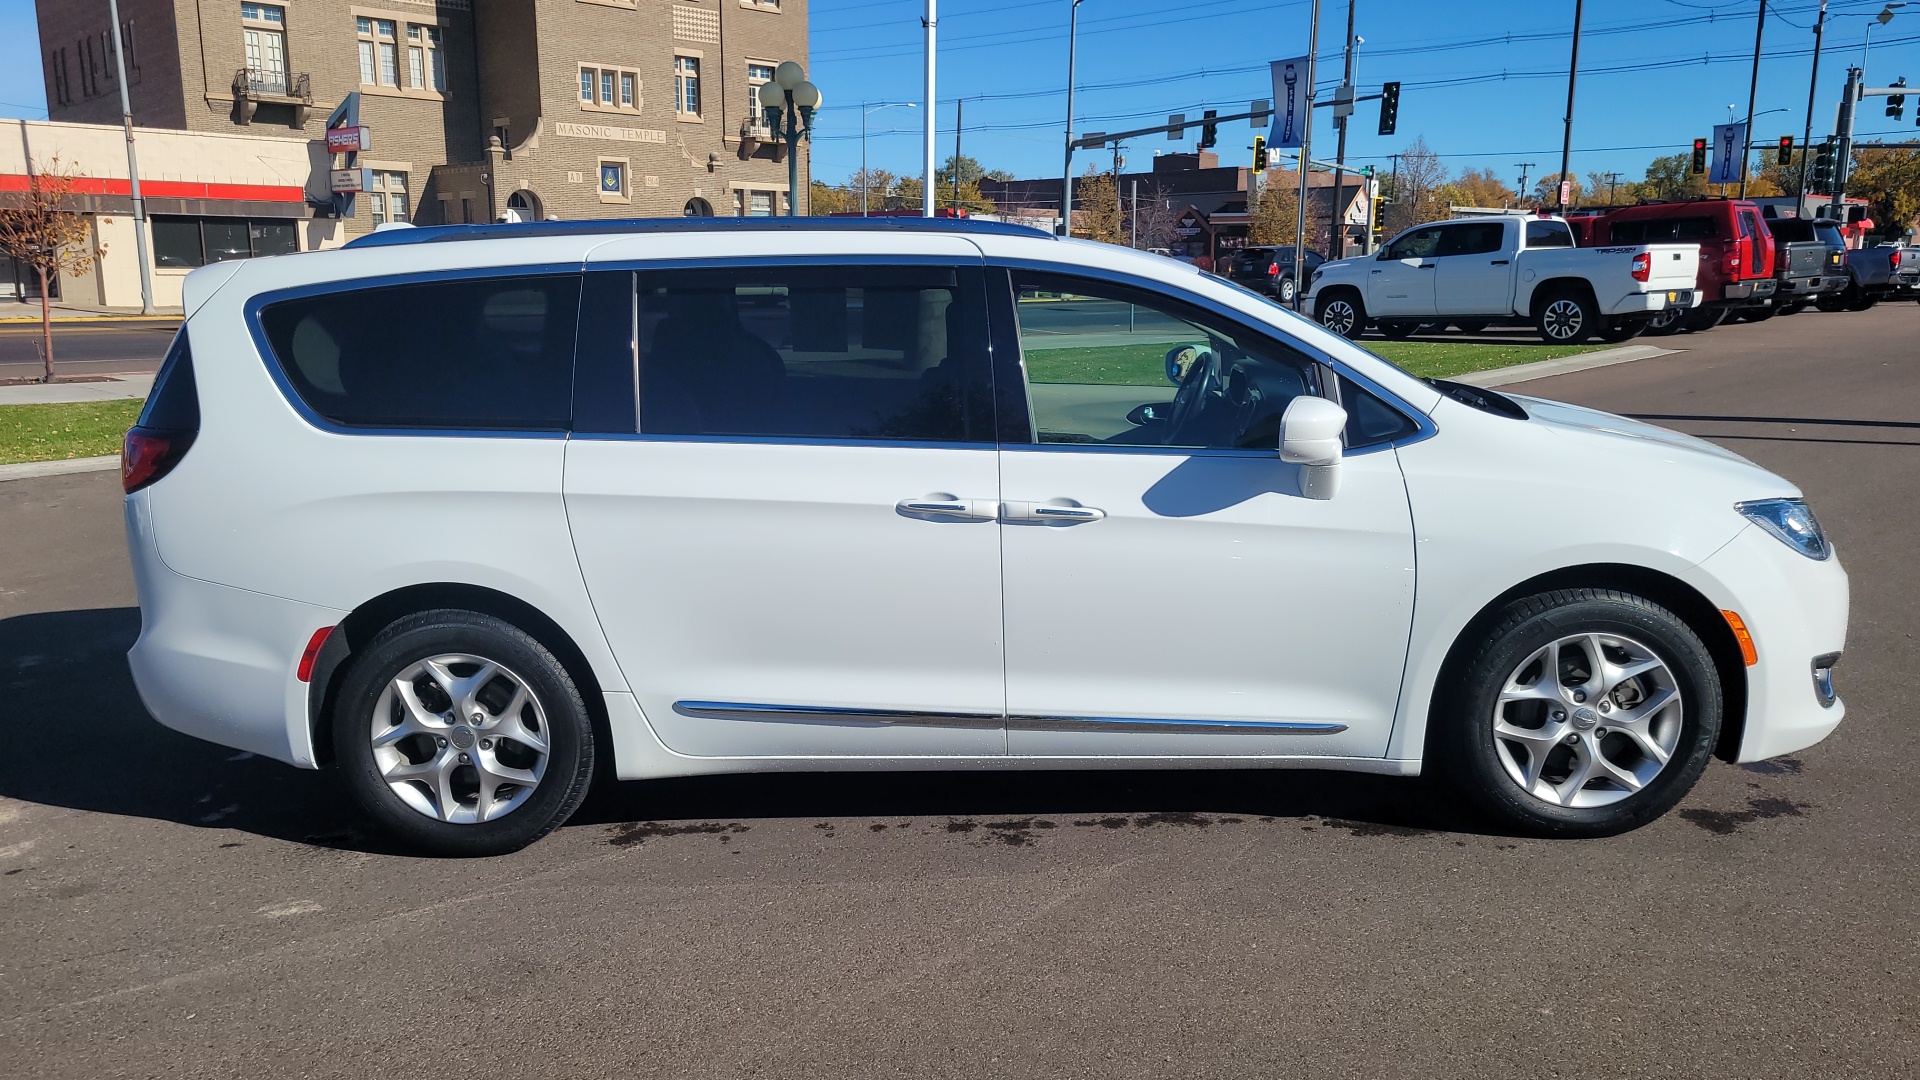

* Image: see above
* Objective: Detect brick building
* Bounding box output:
[34,0,809,237]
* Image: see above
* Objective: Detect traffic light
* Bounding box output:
[1811,138,1836,194]
[1777,135,1794,165]
[1690,137,1708,174]
[1378,81,1401,137]
[1252,135,1268,171]
[1371,194,1386,237]
[1200,109,1218,149]
[1888,76,1907,119]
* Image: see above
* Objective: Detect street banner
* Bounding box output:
[1269,56,1310,149]
[1710,121,1746,185]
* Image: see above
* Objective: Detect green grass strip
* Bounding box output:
[0,399,144,466]
[1025,339,1615,386]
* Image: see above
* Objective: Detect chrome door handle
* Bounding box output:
[1003,500,1106,524]
[896,494,999,521]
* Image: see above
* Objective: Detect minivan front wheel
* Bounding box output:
[333,609,595,856]
[1433,589,1721,838]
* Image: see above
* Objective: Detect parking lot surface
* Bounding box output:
[1,305,1915,1078]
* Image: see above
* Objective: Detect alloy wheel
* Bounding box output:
[1542,298,1587,342]
[1321,299,1358,337]
[1490,633,1683,809]
[370,653,551,824]
[1279,277,1296,303]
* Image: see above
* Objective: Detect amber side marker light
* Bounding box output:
[1721,610,1758,666]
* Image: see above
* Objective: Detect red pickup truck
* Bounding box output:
[1567,199,1777,333]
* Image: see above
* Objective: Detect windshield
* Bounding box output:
[1212,272,1440,388]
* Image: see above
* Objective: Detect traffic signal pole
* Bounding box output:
[1556,0,1584,214]
[1832,66,1860,219]
[1796,0,1829,202]
[1291,0,1322,312]
[1330,0,1357,259]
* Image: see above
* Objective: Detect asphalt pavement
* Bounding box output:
[0,319,178,382]
[1,303,1915,1079]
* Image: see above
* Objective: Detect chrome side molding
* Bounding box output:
[674,701,1346,735]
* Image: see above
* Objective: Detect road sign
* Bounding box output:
[1331,84,1355,119]
[1710,121,1745,185]
[1269,55,1310,149]
[1167,113,1185,141]
[1559,180,1571,206]
[1250,99,1270,127]
[329,167,372,193]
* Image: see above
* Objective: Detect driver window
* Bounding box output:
[1012,274,1319,450]
[1383,225,1446,261]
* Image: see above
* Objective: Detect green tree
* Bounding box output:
[1248,179,1300,246]
[1848,145,1920,239]
[808,180,854,215]
[1640,153,1710,200]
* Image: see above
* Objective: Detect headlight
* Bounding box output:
[1736,498,1832,561]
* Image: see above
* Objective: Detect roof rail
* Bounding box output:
[343,215,1058,249]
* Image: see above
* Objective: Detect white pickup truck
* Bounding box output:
[1302,214,1701,344]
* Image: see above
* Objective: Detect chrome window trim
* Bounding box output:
[569,432,996,452]
[675,700,1347,735]
[991,257,1437,456]
[587,253,985,274]
[243,262,585,440]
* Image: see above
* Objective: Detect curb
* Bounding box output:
[0,315,181,324]
[0,454,120,483]
[1451,344,1678,389]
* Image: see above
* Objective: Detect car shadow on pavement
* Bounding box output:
[1,606,1491,850]
[0,607,376,850]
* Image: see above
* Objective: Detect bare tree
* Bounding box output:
[1382,138,1448,233]
[0,157,106,382]
[1130,185,1184,251]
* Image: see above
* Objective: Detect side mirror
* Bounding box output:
[1164,344,1211,385]
[1125,401,1170,426]
[1279,396,1347,501]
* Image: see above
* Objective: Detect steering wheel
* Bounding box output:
[1161,345,1217,445]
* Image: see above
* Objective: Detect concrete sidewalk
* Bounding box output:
[0,372,153,405]
[0,302,182,323]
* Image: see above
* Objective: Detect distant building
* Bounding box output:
[32,0,808,236]
[982,151,1375,269]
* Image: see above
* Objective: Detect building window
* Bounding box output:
[674,55,700,117]
[357,17,398,87]
[152,216,298,268]
[578,64,640,112]
[50,49,70,106]
[241,3,288,95]
[733,189,784,217]
[742,0,781,9]
[79,37,97,98]
[401,24,443,92]
[746,61,773,118]
[427,26,444,90]
[599,159,628,203]
[368,171,409,223]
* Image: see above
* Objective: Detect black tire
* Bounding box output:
[1777,302,1807,316]
[1535,288,1597,344]
[1681,305,1729,332]
[1846,291,1879,312]
[1739,306,1777,322]
[1596,316,1649,344]
[1642,307,1687,336]
[1452,320,1490,334]
[1315,289,1367,340]
[1376,319,1418,340]
[332,609,596,857]
[1430,589,1723,838]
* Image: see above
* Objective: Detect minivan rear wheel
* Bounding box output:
[1432,589,1721,838]
[333,609,595,856]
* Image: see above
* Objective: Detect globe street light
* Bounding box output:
[862,102,916,216]
[760,62,822,217]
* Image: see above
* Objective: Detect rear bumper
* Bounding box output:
[1680,525,1850,763]
[125,491,345,768]
[1779,275,1830,295]
[1609,288,1700,315]
[1721,279,1778,302]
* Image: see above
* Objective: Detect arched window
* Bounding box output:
[506,189,543,218]
[683,197,713,217]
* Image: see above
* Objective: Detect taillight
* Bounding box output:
[1892,250,1902,270]
[1631,252,1651,282]
[121,426,196,493]
[1267,263,1279,277]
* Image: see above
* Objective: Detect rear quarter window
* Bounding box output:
[257,274,582,430]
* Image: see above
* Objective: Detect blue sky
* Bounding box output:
[4,0,1916,190]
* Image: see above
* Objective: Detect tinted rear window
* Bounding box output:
[1766,219,1814,242]
[258,275,582,429]
[1609,216,1721,244]
[139,329,199,431]
[1525,220,1574,248]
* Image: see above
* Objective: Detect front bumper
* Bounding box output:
[125,491,345,768]
[1681,524,1850,762]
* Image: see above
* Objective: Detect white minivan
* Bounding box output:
[122,218,1848,856]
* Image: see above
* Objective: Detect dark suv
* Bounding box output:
[1227,245,1326,304]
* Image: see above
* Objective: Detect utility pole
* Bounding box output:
[1291,0,1322,311]
[952,98,963,213]
[1832,65,1861,219]
[1557,0,1584,214]
[1060,0,1086,236]
[106,0,154,315]
[922,0,937,217]
[1131,178,1139,247]
[1515,161,1536,198]
[1600,170,1622,205]
[1739,0,1767,197]
[1330,0,1357,259]
[1797,0,1829,203]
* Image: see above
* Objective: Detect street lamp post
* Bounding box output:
[861,102,915,216]
[759,61,821,217]
[1060,0,1088,236]
[105,0,154,315]
[1864,3,1905,76]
